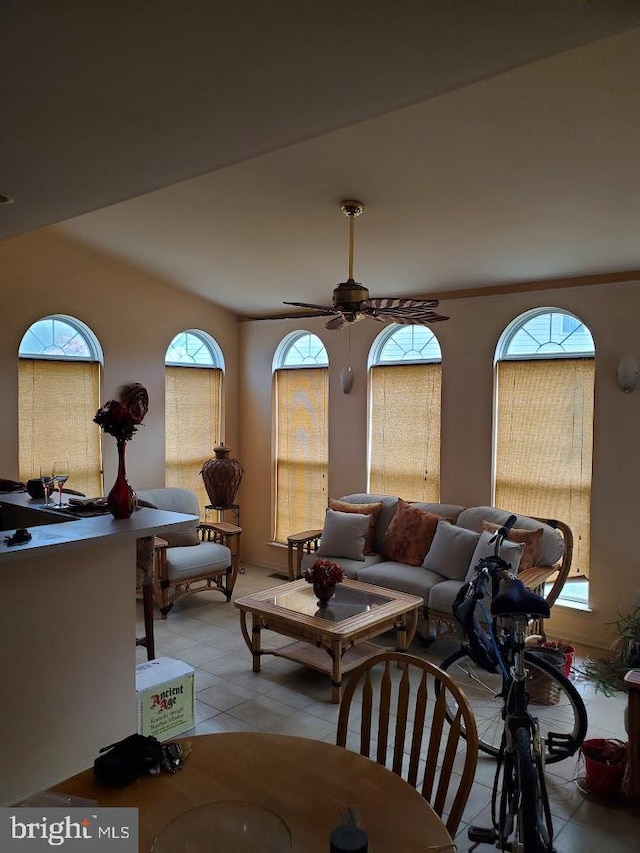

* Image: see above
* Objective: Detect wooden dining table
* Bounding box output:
[50,732,454,851]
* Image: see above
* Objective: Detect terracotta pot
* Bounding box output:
[201,445,244,507]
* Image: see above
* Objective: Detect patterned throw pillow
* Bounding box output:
[328,499,383,555]
[382,498,441,567]
[480,521,544,572]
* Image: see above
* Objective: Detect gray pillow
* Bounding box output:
[422,519,480,580]
[316,508,369,561]
[465,531,524,582]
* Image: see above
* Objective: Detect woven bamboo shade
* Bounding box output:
[369,363,441,501]
[18,358,103,497]
[274,367,328,543]
[165,365,222,514]
[495,358,594,578]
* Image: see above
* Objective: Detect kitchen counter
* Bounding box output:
[0,490,196,805]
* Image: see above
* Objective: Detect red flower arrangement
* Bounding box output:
[303,559,345,587]
[94,383,149,442]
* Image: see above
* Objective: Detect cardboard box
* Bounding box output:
[135,657,195,741]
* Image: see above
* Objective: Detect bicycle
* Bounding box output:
[438,515,588,852]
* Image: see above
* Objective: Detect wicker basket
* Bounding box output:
[527,648,566,706]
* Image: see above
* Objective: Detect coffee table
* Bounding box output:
[234,578,422,702]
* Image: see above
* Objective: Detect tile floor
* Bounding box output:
[136,565,639,852]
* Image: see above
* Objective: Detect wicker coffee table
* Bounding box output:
[234,578,422,702]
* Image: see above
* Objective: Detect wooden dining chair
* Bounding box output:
[336,650,478,836]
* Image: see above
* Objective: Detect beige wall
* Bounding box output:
[240,280,640,649]
[0,229,240,494]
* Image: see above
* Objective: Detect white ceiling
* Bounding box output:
[2,2,640,316]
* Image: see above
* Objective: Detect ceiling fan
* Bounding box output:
[271,200,449,330]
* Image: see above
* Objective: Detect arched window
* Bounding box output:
[273,332,329,542]
[494,308,595,582]
[368,324,442,501]
[18,315,103,497]
[165,330,224,513]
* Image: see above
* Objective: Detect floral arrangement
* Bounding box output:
[303,559,345,587]
[94,383,149,442]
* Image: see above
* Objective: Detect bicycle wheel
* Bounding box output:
[513,726,554,852]
[439,648,587,763]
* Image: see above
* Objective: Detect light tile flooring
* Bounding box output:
[136,566,639,852]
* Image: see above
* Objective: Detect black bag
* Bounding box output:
[93,734,164,787]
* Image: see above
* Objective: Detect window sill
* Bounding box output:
[553,598,592,613]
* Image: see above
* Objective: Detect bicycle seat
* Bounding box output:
[490,578,550,619]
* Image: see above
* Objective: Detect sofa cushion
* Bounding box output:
[410,502,465,524]
[329,498,383,555]
[480,521,543,572]
[427,578,469,616]
[456,506,564,567]
[300,552,383,580]
[339,493,399,554]
[316,508,369,561]
[357,561,443,605]
[465,531,524,581]
[382,499,440,566]
[165,541,231,582]
[422,519,480,580]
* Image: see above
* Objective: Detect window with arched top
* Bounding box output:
[368,324,442,501]
[165,330,224,512]
[273,332,329,542]
[18,315,103,497]
[494,308,595,582]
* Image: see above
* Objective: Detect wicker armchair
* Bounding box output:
[137,488,241,618]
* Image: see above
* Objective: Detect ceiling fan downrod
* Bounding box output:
[340,199,364,281]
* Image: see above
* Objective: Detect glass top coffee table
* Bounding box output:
[234,579,422,702]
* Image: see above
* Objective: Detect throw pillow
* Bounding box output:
[163,523,200,548]
[465,531,525,582]
[480,521,544,572]
[382,498,441,567]
[422,519,481,580]
[316,508,369,561]
[328,498,383,555]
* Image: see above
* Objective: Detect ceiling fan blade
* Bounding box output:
[325,315,347,330]
[362,300,449,324]
[283,300,339,313]
[367,297,442,311]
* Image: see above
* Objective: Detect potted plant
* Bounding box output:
[303,559,345,607]
[582,607,640,696]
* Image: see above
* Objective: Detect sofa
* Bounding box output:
[295,493,573,639]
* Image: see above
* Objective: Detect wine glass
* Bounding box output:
[52,460,70,508]
[39,466,53,507]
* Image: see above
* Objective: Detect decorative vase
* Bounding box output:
[201,444,244,507]
[107,439,137,519]
[313,581,336,607]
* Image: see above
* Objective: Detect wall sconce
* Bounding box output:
[617,356,639,393]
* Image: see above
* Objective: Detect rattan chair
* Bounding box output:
[137,488,241,618]
[336,650,478,836]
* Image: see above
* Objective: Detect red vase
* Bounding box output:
[107,440,137,519]
[313,581,336,607]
